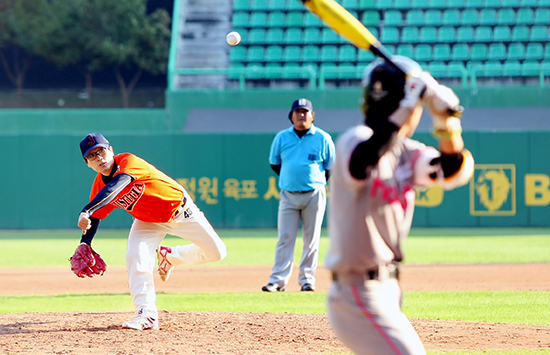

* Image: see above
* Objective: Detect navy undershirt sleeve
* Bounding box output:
[349,122,399,180]
[80,217,100,245]
[81,173,134,215]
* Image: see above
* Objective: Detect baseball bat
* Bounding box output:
[300,0,405,75]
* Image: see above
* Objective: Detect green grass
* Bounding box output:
[0,228,549,267]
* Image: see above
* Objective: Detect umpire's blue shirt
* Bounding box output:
[269,124,335,192]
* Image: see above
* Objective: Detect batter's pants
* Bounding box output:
[327,277,426,355]
[267,186,326,288]
[125,193,227,318]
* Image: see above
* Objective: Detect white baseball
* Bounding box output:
[226,31,241,46]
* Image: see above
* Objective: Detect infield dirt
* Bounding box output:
[1,263,549,354]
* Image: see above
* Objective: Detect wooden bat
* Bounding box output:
[300,0,406,75]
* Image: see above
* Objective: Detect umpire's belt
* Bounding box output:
[287,189,314,194]
[173,196,188,218]
[332,264,400,284]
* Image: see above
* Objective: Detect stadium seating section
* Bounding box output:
[229,0,550,83]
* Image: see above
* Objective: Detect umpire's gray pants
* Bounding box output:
[268,186,326,288]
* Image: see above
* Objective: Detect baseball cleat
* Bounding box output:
[301,283,315,292]
[261,283,285,292]
[157,246,174,282]
[122,312,159,331]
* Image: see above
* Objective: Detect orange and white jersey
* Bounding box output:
[89,153,184,223]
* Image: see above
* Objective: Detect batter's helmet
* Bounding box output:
[360,56,422,129]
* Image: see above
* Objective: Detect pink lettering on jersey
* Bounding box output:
[370,177,415,210]
[111,182,145,211]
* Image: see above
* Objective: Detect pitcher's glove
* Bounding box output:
[69,243,107,278]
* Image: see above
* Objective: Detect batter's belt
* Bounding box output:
[332,263,400,284]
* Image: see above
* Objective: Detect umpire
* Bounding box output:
[262,98,335,292]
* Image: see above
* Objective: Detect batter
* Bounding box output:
[325,56,474,354]
[77,133,227,330]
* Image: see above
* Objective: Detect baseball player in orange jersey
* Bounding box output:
[77,133,227,330]
[326,56,474,354]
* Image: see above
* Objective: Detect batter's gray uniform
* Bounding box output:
[326,125,474,355]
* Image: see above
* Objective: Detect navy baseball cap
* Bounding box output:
[80,132,110,159]
[288,98,313,119]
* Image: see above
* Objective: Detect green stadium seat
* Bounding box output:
[322,28,341,44]
[479,9,497,26]
[456,26,474,42]
[526,43,544,60]
[442,9,460,26]
[397,44,415,57]
[247,46,265,62]
[424,10,442,25]
[474,26,493,42]
[461,9,479,26]
[301,64,319,79]
[286,12,303,27]
[385,45,396,55]
[545,44,550,60]
[268,12,286,27]
[267,28,284,44]
[232,12,249,28]
[497,9,516,26]
[401,27,419,43]
[338,63,358,79]
[539,0,550,5]
[521,61,540,76]
[368,27,380,38]
[246,63,264,79]
[516,8,534,25]
[451,44,470,60]
[502,61,521,76]
[302,45,320,62]
[269,0,286,10]
[512,26,529,42]
[359,0,377,8]
[263,46,281,64]
[303,28,321,44]
[339,45,358,61]
[248,29,266,44]
[358,49,375,62]
[342,0,360,9]
[395,0,412,8]
[412,0,429,7]
[362,11,381,26]
[320,63,338,80]
[542,62,550,79]
[284,28,302,44]
[381,27,400,43]
[233,28,248,43]
[502,0,519,6]
[447,62,468,78]
[507,43,526,60]
[414,44,433,61]
[250,12,268,27]
[420,27,437,43]
[429,0,447,8]
[284,46,302,62]
[493,26,511,42]
[251,0,269,10]
[233,0,249,11]
[264,63,283,79]
[228,63,245,79]
[483,0,501,7]
[471,44,488,60]
[282,63,301,79]
[534,9,550,25]
[376,0,394,9]
[321,45,338,62]
[520,0,537,5]
[483,61,503,76]
[530,26,548,42]
[438,27,456,42]
[406,10,424,26]
[448,0,465,7]
[304,13,323,27]
[428,62,447,78]
[384,10,403,26]
[229,46,247,62]
[466,0,482,6]
[433,44,451,60]
[488,43,507,60]
[287,0,303,10]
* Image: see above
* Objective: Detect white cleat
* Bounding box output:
[122,311,159,331]
[157,245,174,282]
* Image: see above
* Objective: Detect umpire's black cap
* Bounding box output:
[288,98,313,119]
[80,132,110,159]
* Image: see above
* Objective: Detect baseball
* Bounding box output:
[226,31,241,46]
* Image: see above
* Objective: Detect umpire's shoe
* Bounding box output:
[262,283,285,292]
[301,283,315,292]
[156,246,174,282]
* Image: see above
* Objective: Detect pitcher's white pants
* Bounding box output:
[126,197,227,318]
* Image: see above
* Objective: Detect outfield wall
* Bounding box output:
[2,131,550,230]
